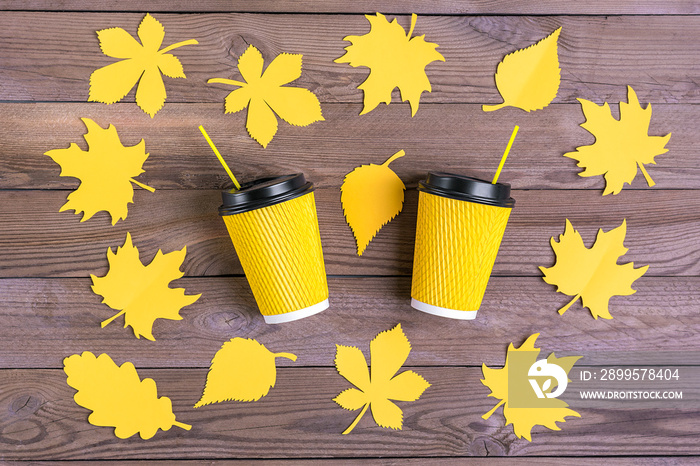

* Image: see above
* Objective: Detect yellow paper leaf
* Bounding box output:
[89,13,198,118]
[91,232,201,340]
[335,13,444,116]
[333,323,430,434]
[207,45,324,148]
[341,150,406,256]
[64,351,191,439]
[481,334,582,441]
[483,27,562,113]
[539,219,649,320]
[45,118,154,225]
[564,86,672,195]
[195,338,297,407]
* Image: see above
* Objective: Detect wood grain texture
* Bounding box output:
[0,367,698,460]
[3,1,700,15]
[0,189,695,278]
[0,276,697,369]
[0,102,683,191]
[1,13,700,105]
[15,460,700,466]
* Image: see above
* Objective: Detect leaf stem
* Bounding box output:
[638,162,656,187]
[482,399,505,420]
[159,39,199,54]
[382,149,406,167]
[101,310,126,328]
[274,352,298,362]
[407,13,417,38]
[173,420,192,431]
[342,403,369,435]
[557,294,580,315]
[482,103,507,112]
[130,178,155,192]
[208,78,247,87]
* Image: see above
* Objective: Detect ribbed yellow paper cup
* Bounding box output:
[411,172,514,319]
[219,174,329,324]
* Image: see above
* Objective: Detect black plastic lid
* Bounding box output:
[219,173,314,216]
[417,172,515,208]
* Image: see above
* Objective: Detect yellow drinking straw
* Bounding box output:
[492,125,519,184]
[198,125,241,190]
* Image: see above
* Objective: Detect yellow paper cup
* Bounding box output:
[219,174,329,324]
[411,172,514,319]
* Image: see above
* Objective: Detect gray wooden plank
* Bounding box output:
[2,1,700,15]
[0,276,697,369]
[0,14,699,104]
[0,367,698,460]
[0,188,695,278]
[0,102,683,191]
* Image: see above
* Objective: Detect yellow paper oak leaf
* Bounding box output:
[341,150,406,256]
[89,13,198,118]
[207,45,324,148]
[540,219,649,320]
[45,118,154,225]
[335,13,444,116]
[334,323,430,434]
[481,334,582,441]
[483,27,562,113]
[64,351,191,439]
[564,86,671,195]
[195,338,297,407]
[91,233,201,340]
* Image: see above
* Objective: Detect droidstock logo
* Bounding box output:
[507,347,580,409]
[528,359,569,399]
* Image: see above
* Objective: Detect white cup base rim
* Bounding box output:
[411,298,478,320]
[263,299,329,324]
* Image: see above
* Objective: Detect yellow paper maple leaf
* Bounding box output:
[481,334,581,442]
[45,118,154,225]
[89,13,198,118]
[64,351,191,439]
[195,338,297,407]
[335,13,444,116]
[540,219,649,320]
[564,86,672,195]
[341,150,406,256]
[91,232,201,340]
[483,27,562,113]
[334,323,430,434]
[207,45,324,148]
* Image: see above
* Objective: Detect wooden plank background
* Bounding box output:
[1,1,699,463]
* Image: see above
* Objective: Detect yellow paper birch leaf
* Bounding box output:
[64,351,191,439]
[341,150,406,256]
[334,324,430,434]
[89,13,198,118]
[564,86,671,195]
[483,27,562,113]
[45,118,154,225]
[195,338,297,407]
[207,45,324,148]
[91,233,201,340]
[539,219,649,320]
[335,13,444,116]
[481,334,582,441]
